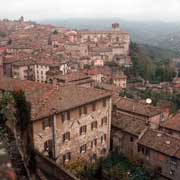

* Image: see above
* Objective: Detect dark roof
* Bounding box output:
[112,112,147,136]
[138,129,180,158]
[161,113,180,133]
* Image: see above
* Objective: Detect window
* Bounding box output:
[170,158,177,169]
[91,154,97,162]
[44,139,53,152]
[92,102,96,111]
[101,117,107,126]
[63,132,70,142]
[61,111,70,122]
[80,125,87,135]
[63,152,71,163]
[83,105,87,114]
[80,144,86,154]
[169,170,175,176]
[91,139,97,148]
[103,99,106,107]
[67,111,70,120]
[79,107,82,117]
[61,112,65,122]
[130,136,134,142]
[42,118,52,129]
[138,145,150,158]
[91,121,97,130]
[101,134,107,144]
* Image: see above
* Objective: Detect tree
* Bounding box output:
[53,29,58,35]
[13,90,31,133]
[0,92,15,124]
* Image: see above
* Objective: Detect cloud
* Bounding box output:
[0,0,180,21]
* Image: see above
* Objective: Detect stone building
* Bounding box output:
[111,97,180,180]
[47,71,94,88]
[160,113,180,138]
[0,77,112,165]
[12,60,35,81]
[113,97,163,129]
[113,73,127,89]
[78,23,131,67]
[137,129,180,180]
[34,60,68,83]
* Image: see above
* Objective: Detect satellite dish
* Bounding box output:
[146,98,152,104]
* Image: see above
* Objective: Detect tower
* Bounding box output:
[112,23,120,31]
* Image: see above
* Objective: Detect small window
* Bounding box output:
[91,154,97,162]
[130,136,134,142]
[80,144,86,154]
[80,125,87,135]
[42,118,51,129]
[138,145,141,152]
[101,117,107,126]
[101,134,106,144]
[91,139,97,148]
[91,121,97,130]
[61,112,65,122]
[63,152,71,163]
[141,146,145,154]
[169,170,175,176]
[83,105,87,114]
[44,139,52,152]
[79,107,82,117]
[63,132,70,142]
[67,111,70,120]
[103,99,106,107]
[92,102,96,111]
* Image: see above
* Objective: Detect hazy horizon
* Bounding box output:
[0,0,180,22]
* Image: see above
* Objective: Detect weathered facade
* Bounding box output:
[0,77,112,165]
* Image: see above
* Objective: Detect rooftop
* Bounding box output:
[138,129,180,158]
[0,77,112,121]
[114,97,162,117]
[161,113,180,133]
[112,112,147,136]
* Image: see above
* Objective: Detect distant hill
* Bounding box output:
[137,44,179,60]
[39,18,180,54]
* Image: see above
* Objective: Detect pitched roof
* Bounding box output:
[0,77,112,121]
[138,129,180,158]
[161,113,180,133]
[114,97,162,117]
[112,112,147,136]
[51,72,91,83]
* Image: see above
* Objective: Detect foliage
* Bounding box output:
[13,90,31,132]
[66,153,159,180]
[137,88,180,113]
[0,31,7,38]
[129,42,176,83]
[0,92,15,124]
[53,29,58,34]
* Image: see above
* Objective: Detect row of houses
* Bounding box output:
[112,97,180,180]
[0,76,180,179]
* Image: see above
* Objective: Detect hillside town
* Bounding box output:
[0,17,180,180]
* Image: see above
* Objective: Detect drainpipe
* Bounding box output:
[52,114,57,160]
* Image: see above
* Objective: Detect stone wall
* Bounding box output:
[33,97,112,165]
[35,151,79,180]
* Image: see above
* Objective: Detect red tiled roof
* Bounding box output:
[138,129,180,158]
[161,113,180,132]
[0,77,112,121]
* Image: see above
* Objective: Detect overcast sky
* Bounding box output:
[0,0,180,22]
